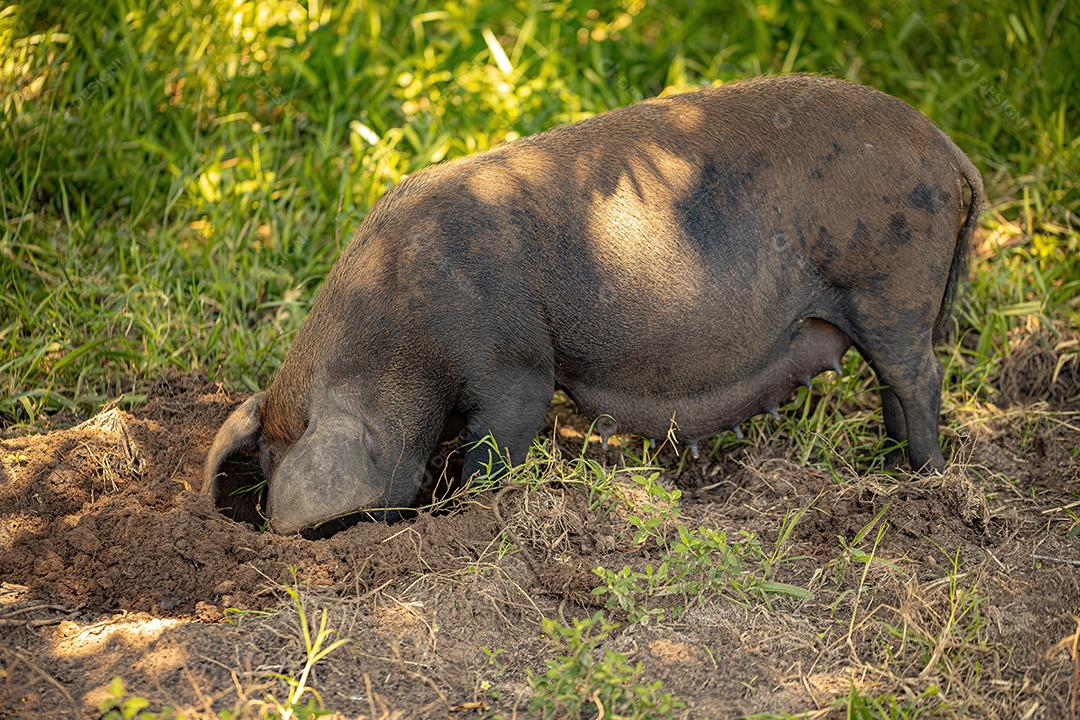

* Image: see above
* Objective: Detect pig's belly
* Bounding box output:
[557,317,851,439]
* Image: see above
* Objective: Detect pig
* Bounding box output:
[203,74,982,533]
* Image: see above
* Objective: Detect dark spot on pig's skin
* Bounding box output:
[809,143,841,180]
[815,226,841,262]
[509,206,541,238]
[837,219,892,289]
[717,154,768,204]
[677,154,767,248]
[852,220,871,250]
[886,213,913,246]
[906,183,950,214]
[428,192,518,304]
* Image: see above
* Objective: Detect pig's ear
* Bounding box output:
[203,392,265,500]
[265,410,383,533]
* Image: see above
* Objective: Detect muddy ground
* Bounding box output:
[1,341,1078,718]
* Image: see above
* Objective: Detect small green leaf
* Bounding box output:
[760,581,815,599]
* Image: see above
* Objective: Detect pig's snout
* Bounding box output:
[265,410,387,533]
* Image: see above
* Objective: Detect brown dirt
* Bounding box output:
[1,372,1078,719]
[998,318,1080,410]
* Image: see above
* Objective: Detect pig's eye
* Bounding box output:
[361,427,378,460]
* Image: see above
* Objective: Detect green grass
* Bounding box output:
[751,684,950,719]
[1,0,1077,435]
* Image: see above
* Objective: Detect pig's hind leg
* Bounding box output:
[845,316,946,472]
[880,387,908,468]
[826,208,957,472]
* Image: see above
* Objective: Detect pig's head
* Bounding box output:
[202,387,430,534]
[201,181,471,533]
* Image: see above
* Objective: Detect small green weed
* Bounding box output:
[261,581,350,720]
[98,678,181,720]
[99,583,348,720]
[750,683,949,719]
[625,470,682,547]
[223,607,276,625]
[478,646,510,704]
[838,683,949,719]
[831,503,898,583]
[528,611,683,720]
